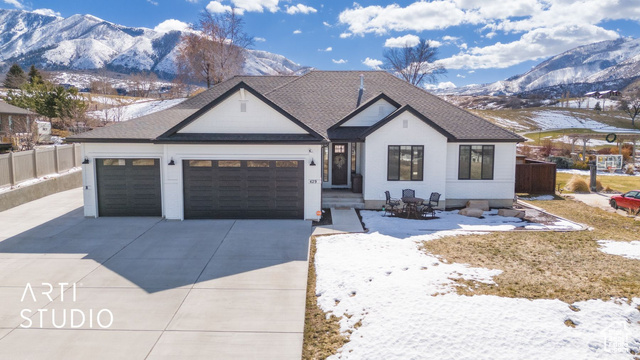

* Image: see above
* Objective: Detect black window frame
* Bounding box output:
[387,145,424,181]
[458,145,495,180]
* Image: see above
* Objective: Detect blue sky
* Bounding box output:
[2,0,640,88]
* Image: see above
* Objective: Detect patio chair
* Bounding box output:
[420,192,441,218]
[384,191,401,216]
[402,189,416,199]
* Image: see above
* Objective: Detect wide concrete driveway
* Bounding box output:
[0,188,311,360]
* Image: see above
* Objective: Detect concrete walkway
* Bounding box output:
[0,188,311,360]
[312,208,365,236]
[568,193,639,219]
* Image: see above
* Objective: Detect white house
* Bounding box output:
[68,71,523,221]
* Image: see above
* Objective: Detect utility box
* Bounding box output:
[351,173,362,193]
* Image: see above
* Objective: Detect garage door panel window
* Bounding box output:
[387,145,423,181]
[189,160,212,167]
[219,160,241,167]
[103,159,125,166]
[276,160,299,167]
[247,160,269,167]
[132,159,155,166]
[459,145,494,180]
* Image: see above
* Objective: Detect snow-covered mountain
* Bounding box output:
[0,9,310,79]
[439,38,640,96]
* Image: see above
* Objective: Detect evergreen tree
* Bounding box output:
[28,65,43,85]
[594,101,602,111]
[3,64,27,89]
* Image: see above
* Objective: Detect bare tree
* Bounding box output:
[382,39,446,87]
[176,9,253,88]
[621,98,640,130]
[130,72,159,98]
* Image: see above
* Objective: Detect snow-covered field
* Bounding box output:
[87,98,185,122]
[598,240,640,260]
[315,211,640,359]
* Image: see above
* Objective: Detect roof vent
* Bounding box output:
[356,74,364,107]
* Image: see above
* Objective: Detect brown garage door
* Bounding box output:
[96,158,162,217]
[183,160,304,219]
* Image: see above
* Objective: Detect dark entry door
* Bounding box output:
[96,158,162,217]
[331,143,348,185]
[183,160,304,219]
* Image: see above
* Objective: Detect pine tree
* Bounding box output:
[3,63,27,89]
[28,65,43,85]
[594,101,602,111]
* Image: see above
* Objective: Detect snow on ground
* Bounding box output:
[598,240,640,260]
[556,135,612,146]
[87,98,185,122]
[527,111,632,132]
[315,211,639,359]
[519,194,555,201]
[558,169,638,177]
[0,167,81,194]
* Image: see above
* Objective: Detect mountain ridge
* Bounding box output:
[0,9,310,80]
[437,38,640,97]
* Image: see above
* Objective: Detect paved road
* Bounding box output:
[0,188,311,360]
[569,193,639,219]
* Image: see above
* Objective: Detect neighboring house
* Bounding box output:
[68,71,523,220]
[0,101,37,151]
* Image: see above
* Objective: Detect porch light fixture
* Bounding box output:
[310,158,316,166]
[168,158,175,166]
[82,157,89,164]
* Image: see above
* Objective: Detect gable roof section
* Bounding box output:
[157,81,323,141]
[328,93,401,130]
[361,105,456,141]
[68,71,524,143]
[0,101,33,115]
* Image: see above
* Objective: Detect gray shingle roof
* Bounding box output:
[0,101,33,115]
[68,71,522,143]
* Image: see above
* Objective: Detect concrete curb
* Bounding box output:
[0,171,82,213]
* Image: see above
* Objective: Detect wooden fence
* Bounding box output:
[515,159,557,194]
[0,144,82,188]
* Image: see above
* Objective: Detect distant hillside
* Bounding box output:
[438,38,640,97]
[0,9,311,79]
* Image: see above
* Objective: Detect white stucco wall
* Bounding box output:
[362,112,448,205]
[81,143,322,220]
[445,142,516,202]
[178,89,308,134]
[341,99,398,127]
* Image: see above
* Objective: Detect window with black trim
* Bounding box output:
[387,145,423,181]
[322,145,329,182]
[458,145,494,180]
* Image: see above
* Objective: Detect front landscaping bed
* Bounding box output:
[306,200,640,359]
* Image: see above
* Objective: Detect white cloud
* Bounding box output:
[154,19,191,33]
[425,81,457,90]
[384,34,420,48]
[459,43,468,50]
[468,70,475,73]
[439,23,619,70]
[362,57,383,70]
[456,74,466,78]
[339,32,353,39]
[442,35,459,42]
[185,0,199,3]
[230,0,279,13]
[323,21,332,27]
[293,29,302,34]
[286,4,317,15]
[254,37,266,42]
[332,59,348,64]
[318,47,332,52]
[206,1,237,14]
[339,2,467,35]
[32,8,61,17]
[146,0,159,5]
[3,0,23,9]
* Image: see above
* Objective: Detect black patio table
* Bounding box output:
[401,197,425,219]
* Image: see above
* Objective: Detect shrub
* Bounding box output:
[572,161,590,170]
[625,165,636,175]
[565,175,590,193]
[548,156,573,169]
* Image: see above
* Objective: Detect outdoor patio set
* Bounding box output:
[383,189,441,219]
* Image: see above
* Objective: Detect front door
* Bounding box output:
[332,143,348,185]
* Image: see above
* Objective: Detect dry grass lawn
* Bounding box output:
[303,236,349,360]
[421,198,640,303]
[557,172,639,194]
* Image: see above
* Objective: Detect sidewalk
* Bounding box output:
[567,193,640,219]
[312,208,365,236]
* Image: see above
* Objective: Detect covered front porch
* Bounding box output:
[321,142,364,191]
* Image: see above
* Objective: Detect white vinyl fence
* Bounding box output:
[0,144,81,187]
